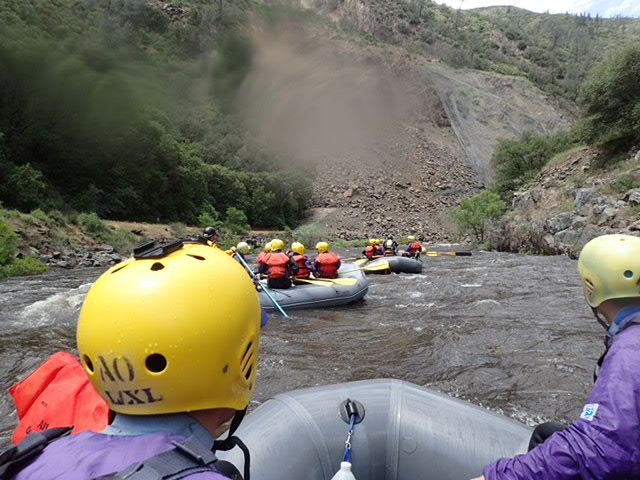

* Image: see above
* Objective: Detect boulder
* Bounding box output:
[624,189,640,206]
[574,188,599,215]
[546,212,574,234]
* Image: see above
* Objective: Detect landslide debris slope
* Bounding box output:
[249,2,574,239]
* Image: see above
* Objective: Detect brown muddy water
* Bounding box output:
[0,248,603,445]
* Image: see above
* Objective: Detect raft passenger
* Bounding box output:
[383,238,398,256]
[290,242,315,285]
[258,238,298,289]
[314,242,341,279]
[7,241,262,480]
[471,234,640,480]
[403,235,422,258]
[257,242,272,267]
[363,238,378,259]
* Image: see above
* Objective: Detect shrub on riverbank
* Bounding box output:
[452,190,506,243]
[0,213,48,278]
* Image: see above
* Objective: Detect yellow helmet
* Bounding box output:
[271,238,285,251]
[578,234,640,308]
[291,242,305,255]
[236,241,250,255]
[77,242,261,415]
[264,242,272,252]
[316,241,329,253]
[369,238,377,245]
[376,238,382,245]
[407,235,416,241]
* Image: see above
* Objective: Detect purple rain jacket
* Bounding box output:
[12,413,230,480]
[484,308,640,480]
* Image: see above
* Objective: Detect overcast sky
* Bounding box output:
[436,0,640,18]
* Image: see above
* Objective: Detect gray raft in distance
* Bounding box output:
[258,263,368,311]
[366,255,423,274]
[218,379,531,480]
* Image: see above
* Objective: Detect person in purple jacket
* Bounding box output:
[8,241,263,480]
[471,234,640,480]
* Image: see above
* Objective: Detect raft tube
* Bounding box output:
[218,379,531,480]
[366,255,423,274]
[258,263,368,311]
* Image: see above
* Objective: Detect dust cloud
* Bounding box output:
[235,22,417,169]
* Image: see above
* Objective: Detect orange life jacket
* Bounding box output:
[292,254,311,278]
[364,245,375,258]
[408,241,422,253]
[9,351,109,444]
[257,251,267,264]
[315,252,341,278]
[264,252,291,278]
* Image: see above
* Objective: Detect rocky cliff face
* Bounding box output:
[487,149,640,257]
[276,3,574,239]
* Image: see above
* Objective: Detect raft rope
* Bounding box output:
[342,400,359,463]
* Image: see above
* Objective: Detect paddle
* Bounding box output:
[340,260,390,274]
[236,253,290,318]
[421,251,472,257]
[295,278,334,287]
[311,277,358,286]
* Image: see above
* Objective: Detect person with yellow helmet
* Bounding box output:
[314,242,341,278]
[403,235,422,259]
[258,238,298,289]
[472,234,640,480]
[362,238,380,259]
[373,239,384,257]
[9,239,264,480]
[289,242,315,284]
[257,242,271,267]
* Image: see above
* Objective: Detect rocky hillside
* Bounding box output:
[269,14,574,239]
[487,149,640,257]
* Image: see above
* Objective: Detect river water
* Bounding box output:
[0,248,603,445]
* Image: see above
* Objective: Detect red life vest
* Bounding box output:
[384,248,394,256]
[408,241,422,253]
[9,351,109,444]
[257,251,267,264]
[264,252,291,278]
[315,252,341,278]
[292,254,311,278]
[364,245,375,258]
[374,245,385,256]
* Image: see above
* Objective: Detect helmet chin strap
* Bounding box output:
[592,307,610,333]
[214,409,250,480]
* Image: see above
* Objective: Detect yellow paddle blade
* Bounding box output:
[422,251,472,257]
[340,261,390,274]
[295,278,334,287]
[313,277,358,286]
[354,258,369,265]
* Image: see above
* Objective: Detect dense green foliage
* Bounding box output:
[0,0,312,228]
[492,132,577,193]
[577,44,640,144]
[0,213,48,277]
[452,190,506,242]
[328,0,640,99]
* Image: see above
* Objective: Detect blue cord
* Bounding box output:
[342,414,357,462]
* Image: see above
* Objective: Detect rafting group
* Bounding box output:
[203,229,433,313]
[3,233,640,480]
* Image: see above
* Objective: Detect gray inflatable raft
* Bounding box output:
[219,379,531,480]
[366,256,423,274]
[259,263,368,311]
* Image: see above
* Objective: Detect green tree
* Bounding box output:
[492,132,574,193]
[223,207,250,234]
[578,44,640,143]
[452,190,506,242]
